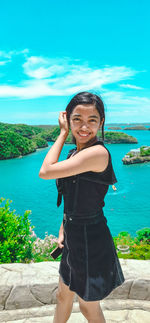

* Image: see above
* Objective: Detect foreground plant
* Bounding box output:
[32,232,61,262]
[1,197,150,263]
[0,197,35,263]
[113,229,150,260]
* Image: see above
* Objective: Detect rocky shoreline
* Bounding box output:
[122,145,150,164]
[122,155,150,165]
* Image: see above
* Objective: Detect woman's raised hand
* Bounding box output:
[59,111,69,136]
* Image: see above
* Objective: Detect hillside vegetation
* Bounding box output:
[101,131,137,144]
[0,122,137,160]
[0,123,48,160]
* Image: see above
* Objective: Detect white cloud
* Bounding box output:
[0,61,9,66]
[0,49,29,67]
[23,56,136,85]
[0,49,29,58]
[0,51,12,65]
[0,54,139,99]
[0,52,150,122]
[0,50,12,59]
[119,83,143,90]
[23,56,66,79]
[102,90,150,116]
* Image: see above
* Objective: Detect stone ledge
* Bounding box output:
[1,259,150,284]
[0,300,150,323]
[2,311,150,323]
[0,259,149,312]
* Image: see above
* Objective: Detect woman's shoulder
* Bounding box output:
[67,140,109,156]
[78,140,117,185]
[91,140,111,154]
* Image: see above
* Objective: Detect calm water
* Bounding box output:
[0,128,150,239]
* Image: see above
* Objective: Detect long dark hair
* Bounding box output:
[65,91,105,144]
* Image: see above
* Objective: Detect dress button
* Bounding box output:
[69,217,72,221]
[73,180,76,183]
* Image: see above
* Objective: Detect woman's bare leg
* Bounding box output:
[53,275,75,323]
[78,295,106,323]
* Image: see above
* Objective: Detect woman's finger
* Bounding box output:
[58,234,64,248]
[58,242,64,248]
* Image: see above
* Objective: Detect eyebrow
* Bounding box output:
[72,114,99,119]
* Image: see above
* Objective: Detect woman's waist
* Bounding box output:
[63,210,107,225]
[64,204,105,215]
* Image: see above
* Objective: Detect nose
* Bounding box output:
[80,122,89,130]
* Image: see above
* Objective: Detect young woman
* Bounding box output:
[39,92,125,323]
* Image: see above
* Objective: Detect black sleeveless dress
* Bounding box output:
[56,140,125,301]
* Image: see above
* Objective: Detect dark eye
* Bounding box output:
[90,119,96,122]
[73,118,80,121]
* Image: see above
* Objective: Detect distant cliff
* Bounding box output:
[101,131,137,144]
[107,126,122,130]
[124,125,147,130]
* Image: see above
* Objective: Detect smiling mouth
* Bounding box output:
[78,132,90,137]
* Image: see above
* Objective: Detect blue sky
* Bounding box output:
[0,0,150,125]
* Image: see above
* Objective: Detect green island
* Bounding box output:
[122,146,150,164]
[0,197,150,264]
[0,122,137,160]
[124,125,147,130]
[107,126,122,130]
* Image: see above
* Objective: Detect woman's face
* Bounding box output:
[70,104,104,146]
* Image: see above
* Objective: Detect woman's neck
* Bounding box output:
[76,136,99,152]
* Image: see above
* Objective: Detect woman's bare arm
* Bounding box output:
[39,135,109,180]
[59,220,64,233]
[39,111,69,173]
[39,111,109,180]
[39,130,68,173]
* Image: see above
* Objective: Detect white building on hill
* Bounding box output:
[129,146,150,156]
[129,148,140,155]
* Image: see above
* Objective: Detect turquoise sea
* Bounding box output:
[0,128,150,239]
